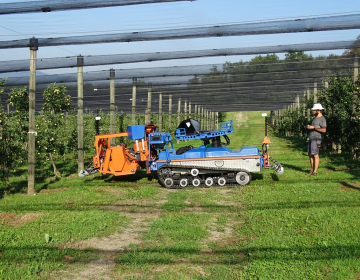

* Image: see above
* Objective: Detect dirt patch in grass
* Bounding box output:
[235,112,249,128]
[39,188,68,194]
[0,212,44,227]
[94,186,127,196]
[57,212,160,280]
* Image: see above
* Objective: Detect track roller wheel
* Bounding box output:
[204,177,214,187]
[192,178,201,187]
[235,171,251,186]
[190,168,199,177]
[179,178,188,188]
[164,178,174,188]
[217,177,226,186]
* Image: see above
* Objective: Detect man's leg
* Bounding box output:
[308,153,314,173]
[313,154,320,174]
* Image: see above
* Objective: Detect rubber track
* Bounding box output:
[157,164,252,189]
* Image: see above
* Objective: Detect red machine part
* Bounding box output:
[93,125,157,176]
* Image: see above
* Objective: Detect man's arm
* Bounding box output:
[307,125,326,133]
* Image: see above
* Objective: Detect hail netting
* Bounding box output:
[1,56,357,113]
[1,14,360,48]
[0,0,192,15]
[1,40,360,74]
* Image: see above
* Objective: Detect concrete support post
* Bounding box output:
[206,110,209,130]
[351,55,359,159]
[314,81,318,104]
[158,93,163,132]
[110,69,115,145]
[184,100,187,118]
[201,108,204,130]
[145,83,152,125]
[296,95,300,115]
[189,102,191,118]
[132,78,137,125]
[194,104,197,120]
[27,37,38,195]
[177,98,181,144]
[307,89,310,121]
[353,55,359,114]
[168,94,172,133]
[77,55,84,174]
[215,112,219,129]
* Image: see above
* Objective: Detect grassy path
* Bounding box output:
[1,112,360,279]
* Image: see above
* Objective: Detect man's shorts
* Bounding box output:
[308,139,322,155]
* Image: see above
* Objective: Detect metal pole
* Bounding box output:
[189,102,191,118]
[110,68,115,145]
[28,37,37,195]
[132,77,137,125]
[77,55,84,173]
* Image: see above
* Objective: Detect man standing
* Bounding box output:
[306,103,327,175]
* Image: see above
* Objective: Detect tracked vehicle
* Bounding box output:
[148,118,283,188]
[79,118,283,188]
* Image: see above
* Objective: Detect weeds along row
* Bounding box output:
[271,74,360,158]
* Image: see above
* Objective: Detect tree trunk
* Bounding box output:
[49,152,61,178]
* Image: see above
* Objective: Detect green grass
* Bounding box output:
[1,111,360,279]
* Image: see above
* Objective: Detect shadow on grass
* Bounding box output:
[249,199,360,210]
[2,243,360,267]
[0,201,240,213]
[341,181,360,192]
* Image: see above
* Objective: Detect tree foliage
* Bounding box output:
[1,79,28,187]
[36,83,73,178]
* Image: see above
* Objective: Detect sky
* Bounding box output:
[1,0,360,77]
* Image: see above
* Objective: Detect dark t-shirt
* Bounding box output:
[309,116,327,140]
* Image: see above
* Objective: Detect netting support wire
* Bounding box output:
[145,83,152,125]
[110,68,115,145]
[77,55,84,172]
[28,37,38,195]
[132,78,137,125]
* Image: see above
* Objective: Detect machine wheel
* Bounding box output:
[164,178,174,188]
[235,171,251,186]
[190,168,199,177]
[217,177,226,186]
[192,178,201,187]
[179,178,188,188]
[205,177,214,187]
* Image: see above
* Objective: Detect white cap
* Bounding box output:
[311,103,324,110]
